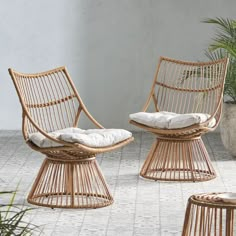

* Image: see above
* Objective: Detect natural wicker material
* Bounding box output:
[182,193,236,236]
[9,66,133,209]
[130,57,228,182]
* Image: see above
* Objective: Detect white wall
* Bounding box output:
[0,0,235,130]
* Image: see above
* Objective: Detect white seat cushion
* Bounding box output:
[129,111,216,129]
[29,128,132,148]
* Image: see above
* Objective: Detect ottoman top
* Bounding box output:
[189,192,236,208]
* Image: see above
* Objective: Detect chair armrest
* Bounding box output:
[80,104,104,129]
[199,97,223,130]
[23,111,75,147]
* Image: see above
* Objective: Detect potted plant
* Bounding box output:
[0,190,41,235]
[203,17,236,156]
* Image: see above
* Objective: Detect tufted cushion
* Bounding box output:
[129,111,216,129]
[29,128,132,148]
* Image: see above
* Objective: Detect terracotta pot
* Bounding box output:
[220,103,236,156]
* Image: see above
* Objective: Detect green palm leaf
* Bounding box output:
[203,17,236,103]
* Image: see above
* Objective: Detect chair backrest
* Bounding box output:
[145,57,228,116]
[9,67,82,138]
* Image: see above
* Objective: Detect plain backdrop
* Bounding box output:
[0,0,235,130]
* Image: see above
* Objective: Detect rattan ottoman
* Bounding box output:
[182,193,236,236]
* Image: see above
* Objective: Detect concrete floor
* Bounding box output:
[0,131,236,236]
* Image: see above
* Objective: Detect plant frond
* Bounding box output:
[0,188,41,236]
[202,17,235,37]
[203,17,236,103]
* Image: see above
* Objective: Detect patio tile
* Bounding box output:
[0,131,235,235]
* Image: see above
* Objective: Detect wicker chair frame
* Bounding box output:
[130,57,228,182]
[9,66,133,209]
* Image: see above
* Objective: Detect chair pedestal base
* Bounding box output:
[140,137,216,182]
[27,156,113,209]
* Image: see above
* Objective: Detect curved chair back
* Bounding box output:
[9,67,99,139]
[144,57,228,118]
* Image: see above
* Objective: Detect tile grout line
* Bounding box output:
[132,131,143,236]
[104,145,123,235]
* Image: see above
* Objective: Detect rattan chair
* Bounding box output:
[129,57,228,182]
[9,66,133,209]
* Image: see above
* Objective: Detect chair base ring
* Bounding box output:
[140,137,216,182]
[27,156,113,209]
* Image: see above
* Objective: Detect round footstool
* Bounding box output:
[182,193,236,236]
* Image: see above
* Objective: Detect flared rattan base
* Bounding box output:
[140,137,216,182]
[27,156,113,209]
